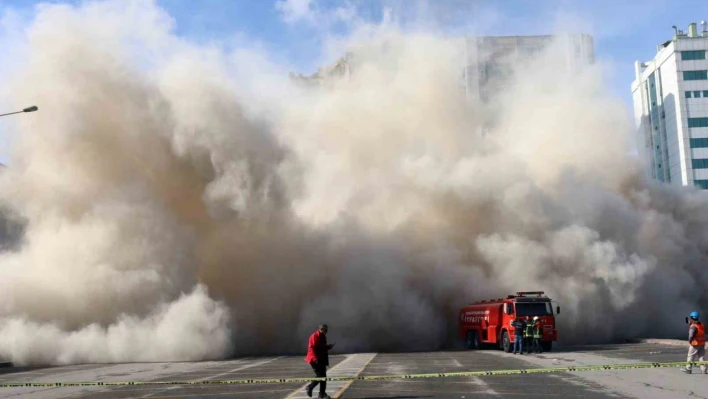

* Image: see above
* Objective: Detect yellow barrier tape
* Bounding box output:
[0,361,706,388]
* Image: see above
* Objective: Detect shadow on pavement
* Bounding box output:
[446,344,628,354]
[553,345,628,353]
[349,397,433,399]
[0,365,52,376]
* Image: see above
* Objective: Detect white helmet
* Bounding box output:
[533,316,539,321]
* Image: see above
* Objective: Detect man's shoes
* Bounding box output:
[318,394,331,399]
[681,368,692,374]
[306,385,313,397]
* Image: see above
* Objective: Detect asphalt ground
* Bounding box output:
[0,356,346,399]
[347,351,622,398]
[0,343,703,398]
[557,343,689,363]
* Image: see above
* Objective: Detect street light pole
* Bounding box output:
[0,106,38,118]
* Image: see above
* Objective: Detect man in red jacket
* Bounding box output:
[305,324,335,398]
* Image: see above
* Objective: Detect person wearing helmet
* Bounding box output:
[532,316,543,354]
[683,311,706,374]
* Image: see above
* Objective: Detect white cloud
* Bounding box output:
[275,0,358,28]
[275,0,316,24]
[332,3,357,24]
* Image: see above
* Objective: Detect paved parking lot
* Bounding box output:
[0,343,703,398]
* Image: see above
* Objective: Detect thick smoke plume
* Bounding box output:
[0,1,706,366]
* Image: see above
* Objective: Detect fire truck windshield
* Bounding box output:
[514,302,553,316]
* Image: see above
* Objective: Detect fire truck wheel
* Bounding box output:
[541,341,552,352]
[501,331,511,353]
[466,331,480,350]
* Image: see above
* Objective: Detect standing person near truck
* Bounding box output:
[683,312,706,374]
[511,317,526,354]
[524,317,534,352]
[532,316,543,354]
[305,324,335,398]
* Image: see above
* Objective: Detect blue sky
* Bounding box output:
[0,0,706,163]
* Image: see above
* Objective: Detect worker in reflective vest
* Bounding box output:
[683,311,706,374]
[532,316,543,354]
[524,319,534,353]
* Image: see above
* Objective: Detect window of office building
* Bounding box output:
[690,138,708,148]
[684,70,708,80]
[695,180,708,189]
[695,91,702,98]
[648,73,657,106]
[689,118,708,128]
[692,159,708,169]
[682,50,706,60]
[686,91,692,98]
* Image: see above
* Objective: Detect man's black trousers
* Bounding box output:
[307,362,327,396]
[533,338,543,353]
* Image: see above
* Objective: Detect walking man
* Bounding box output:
[511,317,526,354]
[305,324,335,398]
[683,311,706,374]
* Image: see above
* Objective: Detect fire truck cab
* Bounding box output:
[459,291,559,352]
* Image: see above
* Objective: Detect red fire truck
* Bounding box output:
[459,291,559,352]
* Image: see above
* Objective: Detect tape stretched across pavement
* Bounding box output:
[1,361,707,388]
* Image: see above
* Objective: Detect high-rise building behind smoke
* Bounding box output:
[632,22,708,188]
[291,33,595,100]
[292,33,594,137]
[462,34,594,102]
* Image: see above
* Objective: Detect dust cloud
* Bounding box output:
[0,1,705,366]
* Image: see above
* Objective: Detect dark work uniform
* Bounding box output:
[511,319,526,354]
[533,321,543,353]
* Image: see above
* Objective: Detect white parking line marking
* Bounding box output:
[140,357,284,398]
[286,354,377,399]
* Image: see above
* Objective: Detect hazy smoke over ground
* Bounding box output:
[0,1,706,366]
